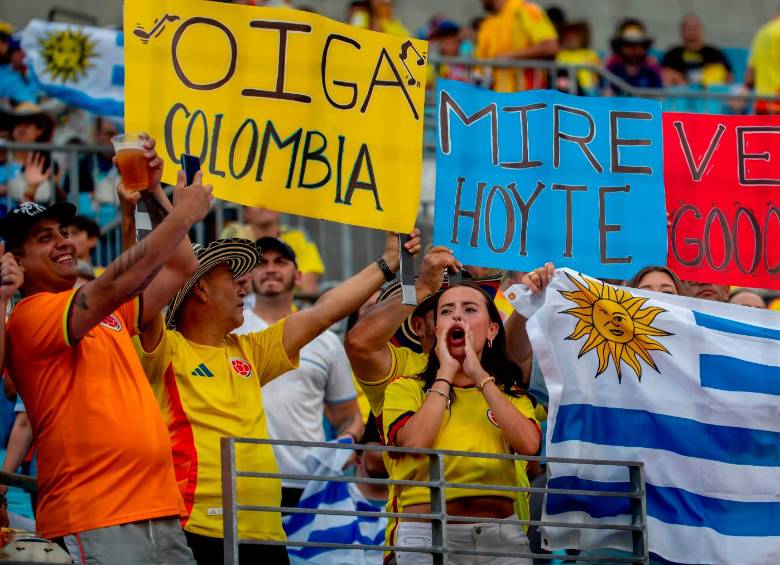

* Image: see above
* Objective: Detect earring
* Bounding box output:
[488,338,493,348]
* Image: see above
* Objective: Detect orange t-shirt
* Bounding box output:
[6,290,185,538]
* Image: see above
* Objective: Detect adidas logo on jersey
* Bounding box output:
[191,363,214,377]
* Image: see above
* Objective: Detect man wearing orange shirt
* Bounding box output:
[2,137,212,564]
[475,0,558,92]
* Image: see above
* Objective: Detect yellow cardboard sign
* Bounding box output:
[124,0,428,232]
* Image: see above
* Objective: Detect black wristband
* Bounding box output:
[375,256,395,282]
[432,379,452,390]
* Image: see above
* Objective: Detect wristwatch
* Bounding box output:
[375,256,395,282]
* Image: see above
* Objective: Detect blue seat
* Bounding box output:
[722,47,749,84]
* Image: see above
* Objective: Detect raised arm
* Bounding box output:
[115,136,202,325]
[137,172,207,325]
[0,247,24,372]
[505,262,554,382]
[461,324,540,455]
[282,231,420,359]
[344,246,461,383]
[393,320,460,449]
[68,174,211,342]
[118,182,140,252]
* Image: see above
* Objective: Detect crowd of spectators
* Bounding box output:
[0,2,778,564]
[422,1,780,110]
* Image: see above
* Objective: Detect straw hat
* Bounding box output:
[165,238,260,329]
[6,103,56,142]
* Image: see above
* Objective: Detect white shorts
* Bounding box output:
[395,518,532,565]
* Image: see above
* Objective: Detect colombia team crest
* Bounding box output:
[100,314,122,332]
[230,357,253,378]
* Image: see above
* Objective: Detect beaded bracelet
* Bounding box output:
[426,387,451,408]
[477,375,496,391]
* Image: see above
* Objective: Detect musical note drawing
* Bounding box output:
[133,14,181,44]
[399,40,426,87]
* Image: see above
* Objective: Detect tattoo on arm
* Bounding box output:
[110,239,148,281]
[74,291,88,311]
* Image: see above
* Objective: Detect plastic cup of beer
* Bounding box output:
[111,132,149,191]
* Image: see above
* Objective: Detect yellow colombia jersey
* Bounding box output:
[356,343,428,418]
[476,0,557,92]
[135,319,299,541]
[383,375,539,508]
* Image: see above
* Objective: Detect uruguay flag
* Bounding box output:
[21,20,123,116]
[284,439,387,565]
[508,269,780,565]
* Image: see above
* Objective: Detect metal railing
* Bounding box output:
[220,437,648,565]
[0,139,110,207]
[0,470,37,494]
[425,54,780,104]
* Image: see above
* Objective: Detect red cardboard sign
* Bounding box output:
[664,113,780,289]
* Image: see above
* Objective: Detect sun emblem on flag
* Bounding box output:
[559,272,672,382]
[38,28,96,83]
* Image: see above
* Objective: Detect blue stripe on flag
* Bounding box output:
[551,404,780,467]
[288,523,384,559]
[38,82,123,116]
[285,483,352,534]
[546,476,780,536]
[693,311,780,341]
[27,67,123,116]
[111,65,124,87]
[546,476,632,518]
[700,354,780,395]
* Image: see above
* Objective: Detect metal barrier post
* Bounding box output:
[114,226,121,261]
[339,223,350,281]
[629,464,649,565]
[567,65,578,95]
[221,437,239,565]
[67,150,80,207]
[428,452,446,565]
[194,221,206,246]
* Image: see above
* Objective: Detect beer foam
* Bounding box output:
[113,142,144,152]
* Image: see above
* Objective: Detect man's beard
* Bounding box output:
[257,276,296,297]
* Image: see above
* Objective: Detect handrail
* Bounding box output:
[221,437,649,565]
[0,140,112,153]
[0,470,37,493]
[427,54,780,103]
[231,437,645,467]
